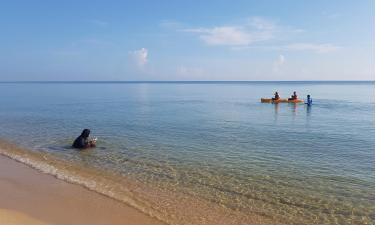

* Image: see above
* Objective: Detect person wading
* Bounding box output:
[72,129,96,149]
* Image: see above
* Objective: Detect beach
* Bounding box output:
[2,0,375,223]
[0,154,164,225]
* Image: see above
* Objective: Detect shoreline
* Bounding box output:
[0,154,165,225]
[0,140,278,225]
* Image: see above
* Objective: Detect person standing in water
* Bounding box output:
[72,129,96,149]
[306,95,312,105]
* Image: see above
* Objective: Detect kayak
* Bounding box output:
[261,98,304,103]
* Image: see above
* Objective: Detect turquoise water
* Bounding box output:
[0,82,374,224]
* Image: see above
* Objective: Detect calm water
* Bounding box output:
[0,82,374,225]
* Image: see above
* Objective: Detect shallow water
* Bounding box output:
[0,81,374,224]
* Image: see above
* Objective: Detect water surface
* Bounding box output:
[0,81,374,224]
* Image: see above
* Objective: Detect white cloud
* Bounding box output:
[273,54,285,72]
[129,48,148,68]
[182,17,278,46]
[179,17,341,54]
[184,27,252,46]
[285,43,340,53]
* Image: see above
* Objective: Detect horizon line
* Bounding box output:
[1,80,375,84]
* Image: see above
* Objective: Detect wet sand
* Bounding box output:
[0,155,165,225]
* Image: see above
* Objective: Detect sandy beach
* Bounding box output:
[0,155,165,225]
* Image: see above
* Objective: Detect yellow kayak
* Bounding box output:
[261,98,304,103]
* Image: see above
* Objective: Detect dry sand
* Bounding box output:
[0,155,165,225]
[0,208,50,225]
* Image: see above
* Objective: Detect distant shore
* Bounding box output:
[0,154,164,225]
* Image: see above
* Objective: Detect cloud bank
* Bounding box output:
[180,17,340,53]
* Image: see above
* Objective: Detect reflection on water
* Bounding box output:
[0,82,375,225]
[273,103,279,122]
[306,104,312,115]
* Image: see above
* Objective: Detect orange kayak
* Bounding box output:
[261,98,304,103]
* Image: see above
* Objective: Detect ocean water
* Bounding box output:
[0,81,374,225]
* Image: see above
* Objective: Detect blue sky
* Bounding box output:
[1,0,375,81]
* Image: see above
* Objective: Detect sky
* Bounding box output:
[1,0,375,81]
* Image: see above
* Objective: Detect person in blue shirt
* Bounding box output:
[306,95,312,105]
[72,129,96,149]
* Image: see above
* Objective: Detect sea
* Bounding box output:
[0,81,374,225]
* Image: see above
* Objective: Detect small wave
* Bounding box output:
[0,140,169,224]
[0,140,275,225]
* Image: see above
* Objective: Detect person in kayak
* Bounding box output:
[72,129,96,149]
[272,91,280,100]
[306,95,312,105]
[288,91,298,100]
